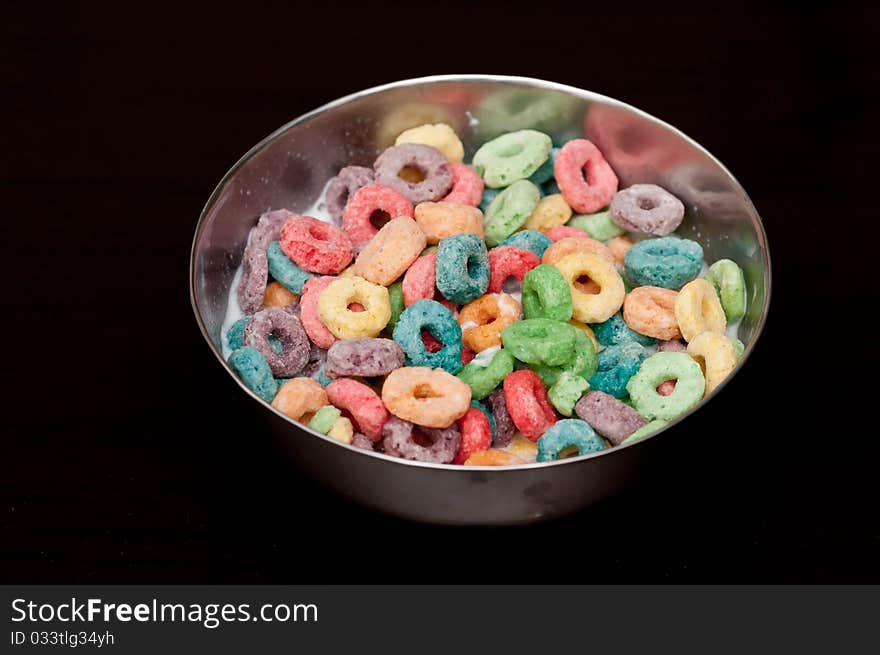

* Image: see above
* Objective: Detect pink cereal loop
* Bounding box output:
[402,252,437,306]
[553,139,618,214]
[440,163,484,207]
[342,184,414,248]
[326,378,389,441]
[299,276,338,349]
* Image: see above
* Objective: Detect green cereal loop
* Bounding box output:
[705,259,746,322]
[457,348,515,400]
[420,245,438,256]
[533,329,598,386]
[548,372,590,416]
[522,264,573,321]
[567,209,625,241]
[621,419,668,444]
[307,405,341,434]
[730,337,745,359]
[627,352,705,420]
[483,180,541,247]
[386,281,405,330]
[472,129,553,188]
[500,318,577,367]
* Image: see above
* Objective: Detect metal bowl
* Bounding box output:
[190,75,771,525]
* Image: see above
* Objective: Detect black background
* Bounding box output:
[2,1,876,582]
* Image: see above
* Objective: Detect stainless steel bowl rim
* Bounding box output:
[189,73,772,472]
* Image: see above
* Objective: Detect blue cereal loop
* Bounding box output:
[624,236,703,289]
[228,346,278,402]
[392,299,464,374]
[435,233,490,304]
[593,312,656,347]
[588,341,648,399]
[500,230,553,258]
[537,419,606,462]
[266,241,315,294]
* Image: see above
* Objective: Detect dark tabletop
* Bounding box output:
[2,0,876,582]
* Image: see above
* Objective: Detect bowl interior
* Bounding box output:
[192,75,769,419]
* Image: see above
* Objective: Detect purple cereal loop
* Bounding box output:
[574,390,647,446]
[610,184,685,236]
[487,389,515,447]
[373,143,453,204]
[301,344,327,378]
[351,432,375,451]
[243,307,310,377]
[658,339,687,353]
[251,209,296,250]
[381,416,461,464]
[237,244,269,314]
[325,338,405,378]
[325,166,375,225]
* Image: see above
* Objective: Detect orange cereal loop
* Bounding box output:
[623,286,682,340]
[263,281,299,308]
[458,292,521,352]
[542,236,615,267]
[464,449,525,466]
[607,236,634,266]
[414,201,484,244]
[569,320,599,351]
[505,433,538,462]
[352,216,427,286]
[271,377,328,422]
[381,366,472,428]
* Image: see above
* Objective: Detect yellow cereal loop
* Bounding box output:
[317,276,391,339]
[686,331,738,396]
[327,416,354,444]
[505,433,538,463]
[395,123,465,163]
[553,252,625,324]
[523,194,572,232]
[674,278,726,342]
[568,319,599,351]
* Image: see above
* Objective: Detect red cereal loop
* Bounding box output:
[280,216,353,274]
[299,276,338,349]
[326,378,389,441]
[440,163,484,207]
[503,370,557,441]
[454,406,493,464]
[342,184,414,248]
[545,225,589,242]
[402,252,437,306]
[461,346,475,365]
[487,246,540,293]
[554,139,619,214]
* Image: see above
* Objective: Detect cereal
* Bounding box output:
[528,146,558,185]
[453,406,493,464]
[705,258,746,322]
[299,276,338,349]
[686,331,738,396]
[568,320,599,351]
[325,166,375,225]
[307,405,342,434]
[264,281,299,308]
[521,264,573,322]
[457,347,515,400]
[541,236,615,267]
[574,390,647,446]
[731,337,745,359]
[566,209,625,241]
[483,180,541,246]
[621,419,668,445]
[435,233,490,304]
[607,236,634,266]
[271,377,327,422]
[472,129,553,188]
[523,194,572,232]
[243,307,310,377]
[381,366,472,428]
[593,311,656,347]
[500,230,553,258]
[440,163,484,206]
[342,184,414,249]
[386,281,405,330]
[279,215,353,274]
[553,252,626,323]
[414,202,484,244]
[501,318,577,368]
[402,252,437,306]
[458,293,520,352]
[532,328,598,386]
[622,287,681,340]
[374,143,453,203]
[588,341,649,399]
[610,184,685,236]
[393,299,463,374]
[624,236,703,289]
[486,388,515,446]
[627,352,706,420]
[503,369,557,441]
[658,339,687,353]
[327,416,354,444]
[326,377,389,441]
[547,371,590,417]
[544,225,590,242]
[395,123,465,163]
[554,139,618,213]
[317,276,391,340]
[674,278,726,342]
[266,241,316,294]
[470,399,496,437]
[536,419,605,462]
[505,434,538,462]
[382,416,461,464]
[479,187,499,213]
[352,216,426,286]
[228,346,277,402]
[325,338,404,378]
[464,450,524,466]
[487,246,540,293]
[351,432,375,451]
[236,210,293,313]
